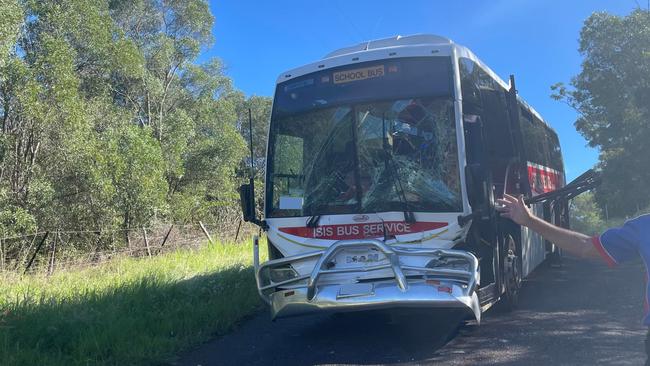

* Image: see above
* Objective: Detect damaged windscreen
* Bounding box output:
[266,57,462,217]
[356,99,461,212]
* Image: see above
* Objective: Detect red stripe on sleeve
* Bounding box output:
[591,236,617,268]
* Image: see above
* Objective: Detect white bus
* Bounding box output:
[240,34,571,322]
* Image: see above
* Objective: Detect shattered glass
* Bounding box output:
[356,98,461,212]
[268,97,462,217]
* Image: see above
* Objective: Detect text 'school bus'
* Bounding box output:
[239,34,567,321]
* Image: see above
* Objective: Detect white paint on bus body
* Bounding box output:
[266,34,560,283]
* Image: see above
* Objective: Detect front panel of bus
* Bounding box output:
[257,51,482,321]
[266,57,462,224]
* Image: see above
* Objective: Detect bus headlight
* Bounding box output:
[260,265,299,284]
[426,257,470,272]
[270,266,299,283]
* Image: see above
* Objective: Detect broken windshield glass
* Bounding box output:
[267,97,462,217]
[356,98,461,213]
[266,57,461,217]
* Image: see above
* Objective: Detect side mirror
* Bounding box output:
[239,183,255,222]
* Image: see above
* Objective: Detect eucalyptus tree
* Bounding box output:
[552,10,650,217]
[0,0,250,244]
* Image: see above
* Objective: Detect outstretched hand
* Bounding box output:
[496,194,533,227]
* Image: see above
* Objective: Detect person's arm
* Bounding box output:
[496,194,601,260]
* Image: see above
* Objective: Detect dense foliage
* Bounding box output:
[568,192,608,236]
[552,10,650,217]
[0,0,271,241]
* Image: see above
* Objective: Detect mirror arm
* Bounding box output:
[458,210,481,227]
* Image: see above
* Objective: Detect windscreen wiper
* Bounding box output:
[306,214,321,228]
[382,114,416,223]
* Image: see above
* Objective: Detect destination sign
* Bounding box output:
[333,65,385,84]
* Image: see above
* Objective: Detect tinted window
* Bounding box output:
[520,106,563,172]
[547,131,564,171]
[459,58,501,95]
[273,57,454,118]
[267,97,462,217]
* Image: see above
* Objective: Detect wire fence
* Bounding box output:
[0,217,260,276]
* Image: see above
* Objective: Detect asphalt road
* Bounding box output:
[175,257,647,366]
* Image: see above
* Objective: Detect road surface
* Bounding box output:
[175,257,646,365]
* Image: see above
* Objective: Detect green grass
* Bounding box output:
[0,240,266,366]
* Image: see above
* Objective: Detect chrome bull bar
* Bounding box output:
[252,236,481,321]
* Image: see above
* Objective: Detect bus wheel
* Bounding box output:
[547,245,563,268]
[501,234,522,311]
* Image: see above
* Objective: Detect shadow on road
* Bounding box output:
[177,308,469,366]
[177,258,647,366]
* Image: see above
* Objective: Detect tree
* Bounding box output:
[0,0,22,69]
[0,0,252,249]
[108,0,249,223]
[569,192,607,236]
[552,10,650,217]
[108,0,214,141]
[235,94,272,178]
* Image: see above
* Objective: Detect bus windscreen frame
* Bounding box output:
[266,57,460,218]
[273,57,454,117]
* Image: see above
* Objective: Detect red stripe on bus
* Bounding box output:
[527,162,563,195]
[279,221,448,240]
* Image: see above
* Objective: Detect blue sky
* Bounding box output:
[204,0,638,180]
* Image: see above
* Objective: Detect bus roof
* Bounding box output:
[276,34,553,131]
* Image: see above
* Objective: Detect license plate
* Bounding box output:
[345,251,383,265]
[337,283,374,299]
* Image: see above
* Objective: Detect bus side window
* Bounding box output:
[460,58,520,199]
[273,134,305,202]
[521,108,553,169]
[480,88,516,198]
[459,58,484,165]
[504,161,521,196]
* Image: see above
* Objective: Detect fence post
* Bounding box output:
[48,230,58,276]
[142,227,151,257]
[159,224,174,254]
[199,221,213,244]
[0,235,4,272]
[91,231,103,263]
[24,231,49,274]
[125,229,131,249]
[20,232,39,270]
[234,219,243,242]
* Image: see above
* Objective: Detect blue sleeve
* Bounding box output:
[597,219,642,266]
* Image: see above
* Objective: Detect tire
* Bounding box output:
[499,234,522,311]
[547,245,563,268]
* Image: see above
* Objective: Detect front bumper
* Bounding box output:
[253,237,481,322]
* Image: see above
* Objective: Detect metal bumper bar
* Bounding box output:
[253,237,481,321]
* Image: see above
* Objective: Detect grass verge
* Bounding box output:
[0,240,266,366]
